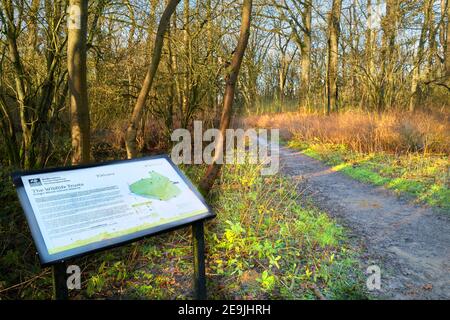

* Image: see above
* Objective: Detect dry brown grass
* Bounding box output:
[244,110,450,154]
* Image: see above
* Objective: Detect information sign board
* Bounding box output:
[12,155,215,266]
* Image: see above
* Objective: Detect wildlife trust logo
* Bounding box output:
[28,178,42,187]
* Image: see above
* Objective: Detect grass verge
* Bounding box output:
[288,140,449,211]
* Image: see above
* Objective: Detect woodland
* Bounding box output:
[0,0,449,299]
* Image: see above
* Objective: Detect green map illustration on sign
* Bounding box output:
[129,171,181,201]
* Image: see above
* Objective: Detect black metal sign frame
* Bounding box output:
[11,154,214,299]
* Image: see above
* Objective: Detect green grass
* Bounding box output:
[0,161,368,300]
[288,140,450,211]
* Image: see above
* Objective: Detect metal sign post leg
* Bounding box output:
[192,221,206,300]
[52,262,68,300]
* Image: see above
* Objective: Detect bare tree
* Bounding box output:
[410,0,433,112]
[300,1,312,111]
[0,0,68,168]
[199,0,253,194]
[125,0,181,159]
[181,0,191,127]
[274,0,312,111]
[378,0,399,112]
[327,0,342,114]
[68,0,90,164]
[445,0,450,79]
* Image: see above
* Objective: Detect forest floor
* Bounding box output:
[267,138,450,299]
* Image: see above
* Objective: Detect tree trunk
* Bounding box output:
[199,0,253,194]
[28,0,40,51]
[125,0,181,159]
[181,0,191,128]
[326,0,342,114]
[68,0,90,165]
[364,0,377,110]
[3,0,35,168]
[206,0,217,120]
[278,41,288,112]
[299,2,312,111]
[445,0,450,78]
[378,0,399,112]
[0,94,20,167]
[279,64,285,112]
[410,0,432,112]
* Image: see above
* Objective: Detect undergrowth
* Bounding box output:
[0,161,368,299]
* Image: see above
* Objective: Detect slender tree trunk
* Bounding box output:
[349,3,359,107]
[199,0,253,194]
[206,0,217,120]
[427,3,437,73]
[0,94,20,166]
[379,0,399,112]
[439,0,446,74]
[68,0,90,165]
[165,9,176,139]
[326,0,342,114]
[279,64,285,112]
[364,0,377,110]
[424,1,438,100]
[445,0,450,78]
[3,0,35,168]
[410,0,432,112]
[170,7,183,122]
[278,43,287,112]
[125,0,181,158]
[28,0,40,51]
[299,1,312,111]
[126,0,137,111]
[181,0,190,128]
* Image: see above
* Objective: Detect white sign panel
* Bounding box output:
[12,156,213,265]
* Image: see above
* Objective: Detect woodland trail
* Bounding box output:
[266,140,450,299]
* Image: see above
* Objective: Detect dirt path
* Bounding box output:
[271,141,450,299]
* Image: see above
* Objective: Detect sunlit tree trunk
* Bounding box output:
[326,0,342,114]
[363,0,376,110]
[1,0,70,168]
[299,1,312,111]
[445,0,450,78]
[379,0,399,112]
[68,0,90,165]
[2,0,33,167]
[0,94,20,167]
[170,6,183,120]
[181,0,191,128]
[410,0,432,112]
[278,37,289,112]
[28,0,40,51]
[125,0,137,111]
[125,0,181,159]
[279,63,285,111]
[199,0,253,194]
[206,0,217,119]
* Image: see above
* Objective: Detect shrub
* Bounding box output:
[243,110,449,154]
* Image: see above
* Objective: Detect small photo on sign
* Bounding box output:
[28,178,42,187]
